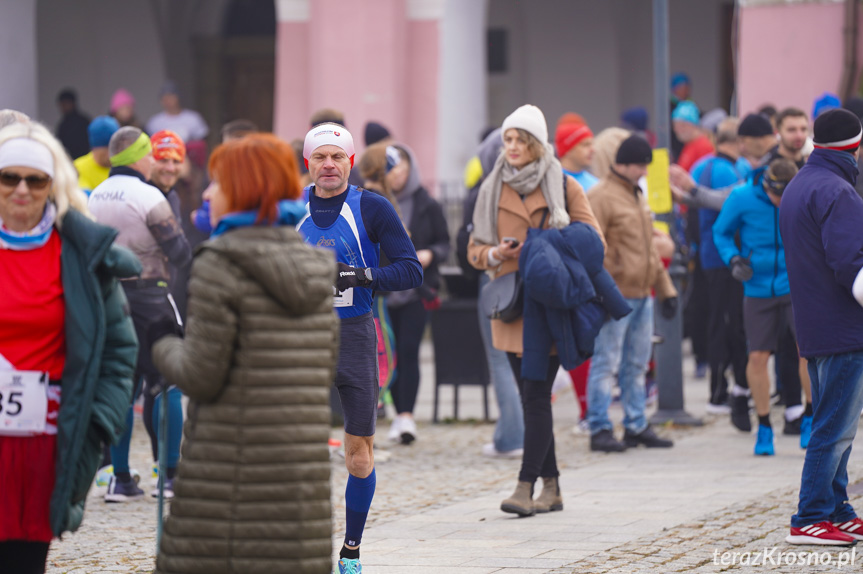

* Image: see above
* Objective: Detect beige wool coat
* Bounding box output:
[152,226,339,574]
[467,175,605,354]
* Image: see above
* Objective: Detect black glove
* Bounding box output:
[660,296,678,320]
[730,255,754,282]
[147,316,183,344]
[336,262,372,292]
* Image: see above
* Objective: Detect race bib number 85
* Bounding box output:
[0,370,48,435]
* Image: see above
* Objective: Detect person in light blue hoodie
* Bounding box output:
[713,158,812,457]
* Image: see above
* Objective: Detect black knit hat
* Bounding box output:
[738,113,773,137]
[364,121,391,146]
[813,108,863,151]
[615,135,653,165]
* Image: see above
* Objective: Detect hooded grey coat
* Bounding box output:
[152,225,339,574]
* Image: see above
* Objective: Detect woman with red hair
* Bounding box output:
[149,133,340,574]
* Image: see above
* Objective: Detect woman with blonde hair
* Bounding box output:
[468,104,604,517]
[150,133,340,574]
[0,121,138,573]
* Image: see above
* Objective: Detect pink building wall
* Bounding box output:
[274,21,309,142]
[405,20,439,189]
[738,2,853,117]
[273,0,439,188]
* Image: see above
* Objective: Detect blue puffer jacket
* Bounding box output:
[712,167,788,298]
[520,222,632,381]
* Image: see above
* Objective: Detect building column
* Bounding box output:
[0,0,38,118]
[275,0,409,155]
[434,0,488,190]
[274,0,311,142]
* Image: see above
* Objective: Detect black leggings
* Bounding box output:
[389,299,428,415]
[705,268,749,403]
[0,541,49,574]
[507,353,560,484]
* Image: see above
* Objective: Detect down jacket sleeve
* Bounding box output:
[153,249,240,403]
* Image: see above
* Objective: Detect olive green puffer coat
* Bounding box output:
[152,226,339,574]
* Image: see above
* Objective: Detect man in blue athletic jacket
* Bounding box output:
[297,123,422,573]
[713,158,811,458]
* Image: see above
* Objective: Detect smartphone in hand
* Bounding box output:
[502,236,520,248]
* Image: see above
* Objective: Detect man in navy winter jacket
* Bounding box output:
[780,108,863,546]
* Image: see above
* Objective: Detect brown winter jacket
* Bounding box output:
[587,171,677,301]
[467,175,604,354]
[152,226,339,574]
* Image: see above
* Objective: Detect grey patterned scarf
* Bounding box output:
[471,143,570,246]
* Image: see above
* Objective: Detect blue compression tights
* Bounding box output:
[344,468,376,547]
[111,387,183,474]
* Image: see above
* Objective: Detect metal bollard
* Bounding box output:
[651,253,702,426]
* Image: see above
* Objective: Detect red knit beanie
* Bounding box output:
[555,122,594,158]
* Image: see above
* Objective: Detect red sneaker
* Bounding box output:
[834,518,863,541]
[786,521,857,546]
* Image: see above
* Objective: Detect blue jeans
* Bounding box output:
[478,274,524,452]
[791,351,863,527]
[587,297,654,435]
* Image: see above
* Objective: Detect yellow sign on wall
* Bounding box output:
[646,148,672,215]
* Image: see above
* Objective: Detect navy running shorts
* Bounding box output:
[335,312,379,437]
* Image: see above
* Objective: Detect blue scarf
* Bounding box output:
[211,199,308,238]
[0,202,57,250]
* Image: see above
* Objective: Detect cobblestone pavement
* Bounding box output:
[45,390,702,572]
[47,404,623,572]
[45,342,861,573]
[548,478,863,574]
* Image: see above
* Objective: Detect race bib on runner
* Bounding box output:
[0,370,48,435]
[334,287,354,308]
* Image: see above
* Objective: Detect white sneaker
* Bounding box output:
[481,442,523,459]
[399,416,417,445]
[571,419,590,435]
[387,417,403,443]
[705,402,732,415]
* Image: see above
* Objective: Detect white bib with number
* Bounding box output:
[0,370,48,435]
[334,287,354,308]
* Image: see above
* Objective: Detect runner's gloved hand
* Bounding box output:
[336,262,372,292]
[730,255,754,282]
[660,296,678,320]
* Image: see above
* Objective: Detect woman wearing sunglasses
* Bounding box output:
[0,121,139,574]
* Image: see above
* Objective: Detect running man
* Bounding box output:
[297,124,422,573]
[88,126,191,502]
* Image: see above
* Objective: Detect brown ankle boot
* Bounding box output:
[500,481,535,517]
[533,476,563,513]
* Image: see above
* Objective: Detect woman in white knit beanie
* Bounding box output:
[467,104,606,517]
